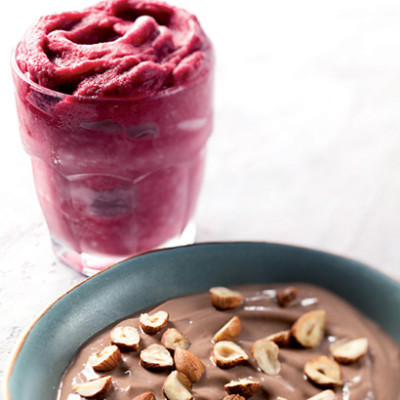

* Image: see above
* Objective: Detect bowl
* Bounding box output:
[3,242,400,400]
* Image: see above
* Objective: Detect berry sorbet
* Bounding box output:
[12,0,214,274]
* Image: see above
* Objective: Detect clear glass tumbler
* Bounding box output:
[11,55,213,275]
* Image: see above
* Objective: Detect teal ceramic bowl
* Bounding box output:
[3,242,400,400]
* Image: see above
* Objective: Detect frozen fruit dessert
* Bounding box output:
[12,0,213,272]
[15,0,212,96]
[56,284,400,400]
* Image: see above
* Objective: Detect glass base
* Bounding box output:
[51,221,196,276]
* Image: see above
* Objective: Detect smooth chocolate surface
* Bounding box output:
[56,284,400,399]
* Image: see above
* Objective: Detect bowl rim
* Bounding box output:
[2,240,399,400]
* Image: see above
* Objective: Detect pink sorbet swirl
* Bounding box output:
[16,0,213,97]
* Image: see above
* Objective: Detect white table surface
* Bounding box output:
[1,0,400,386]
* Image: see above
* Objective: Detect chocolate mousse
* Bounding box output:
[56,284,400,399]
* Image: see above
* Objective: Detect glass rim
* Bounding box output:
[11,45,212,103]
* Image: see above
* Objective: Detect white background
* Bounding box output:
[1,0,400,382]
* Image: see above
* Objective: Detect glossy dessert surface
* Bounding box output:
[57,283,400,400]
